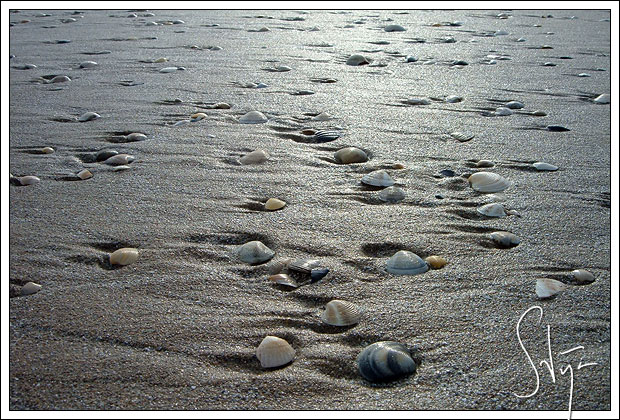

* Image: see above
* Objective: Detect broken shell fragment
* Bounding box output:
[387,251,429,275]
[287,258,329,282]
[468,172,510,193]
[239,149,269,165]
[21,282,42,296]
[334,147,368,164]
[109,248,139,266]
[321,300,361,327]
[361,170,395,187]
[489,231,520,248]
[357,341,417,382]
[256,336,295,369]
[536,278,568,299]
[265,198,286,211]
[269,273,299,288]
[425,255,447,269]
[234,241,275,264]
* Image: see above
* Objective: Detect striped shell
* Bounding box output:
[239,110,268,124]
[239,150,269,165]
[378,186,406,203]
[362,170,395,187]
[536,278,568,299]
[109,248,139,266]
[386,251,429,275]
[256,336,295,368]
[234,241,275,264]
[321,300,361,327]
[489,231,520,248]
[468,172,510,193]
[477,203,507,218]
[357,341,417,382]
[533,162,558,171]
[334,147,368,164]
[313,130,341,143]
[450,132,474,142]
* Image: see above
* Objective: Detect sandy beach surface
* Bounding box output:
[5,7,614,413]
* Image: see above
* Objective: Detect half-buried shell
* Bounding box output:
[362,170,395,187]
[532,162,558,171]
[239,150,269,165]
[477,203,507,218]
[357,341,417,382]
[346,54,370,66]
[78,111,101,122]
[334,147,368,164]
[378,186,405,203]
[234,241,275,264]
[239,110,268,124]
[21,282,42,296]
[536,278,568,299]
[450,132,474,142]
[104,154,135,166]
[256,336,295,369]
[489,231,520,248]
[386,250,429,275]
[109,248,139,266]
[468,172,510,193]
[321,300,361,327]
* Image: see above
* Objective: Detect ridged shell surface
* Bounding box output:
[321,300,361,326]
[477,203,507,218]
[378,186,405,203]
[109,248,139,266]
[256,336,295,368]
[450,132,474,142]
[386,251,429,275]
[334,147,368,164]
[234,241,275,264]
[313,130,341,143]
[240,150,269,165]
[362,170,395,187]
[536,278,567,298]
[239,111,268,124]
[357,341,417,382]
[468,172,510,193]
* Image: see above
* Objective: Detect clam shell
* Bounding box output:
[593,93,610,104]
[357,341,417,382]
[96,150,118,162]
[239,110,268,124]
[532,162,558,171]
[109,248,139,266]
[159,66,181,73]
[450,132,474,142]
[41,147,55,154]
[532,110,547,116]
[505,100,524,109]
[468,172,510,193]
[17,176,40,186]
[21,282,42,296]
[477,203,507,218]
[50,75,71,83]
[239,149,269,165]
[126,133,147,142]
[476,160,495,168]
[190,112,207,121]
[489,231,520,248]
[536,278,568,299]
[346,54,370,66]
[234,241,275,264]
[386,250,429,275]
[378,186,406,203]
[265,198,286,211]
[445,95,463,103]
[425,255,447,269]
[321,300,361,327]
[362,170,395,187]
[104,154,135,166]
[495,107,513,116]
[406,97,431,105]
[77,169,93,180]
[571,269,595,283]
[78,111,100,122]
[79,60,98,68]
[334,147,368,164]
[269,273,298,288]
[256,336,295,369]
[384,24,406,32]
[313,130,341,143]
[312,112,332,121]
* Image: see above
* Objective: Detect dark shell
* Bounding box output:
[357,341,417,382]
[547,125,570,132]
[96,150,119,162]
[287,259,329,284]
[313,130,341,143]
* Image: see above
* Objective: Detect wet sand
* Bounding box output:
[6,8,613,412]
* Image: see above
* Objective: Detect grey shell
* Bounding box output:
[357,341,417,382]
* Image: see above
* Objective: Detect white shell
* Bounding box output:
[495,107,513,116]
[572,269,595,283]
[273,65,292,72]
[406,97,431,105]
[321,300,361,326]
[334,147,368,164]
[78,112,101,122]
[468,172,510,193]
[17,176,40,185]
[386,250,429,275]
[104,154,135,165]
[378,186,406,203]
[77,169,93,180]
[578,73,591,77]
[489,231,520,248]
[361,170,395,187]
[593,94,610,104]
[159,66,181,73]
[239,111,268,124]
[477,203,507,217]
[384,24,406,32]
[79,60,98,68]
[50,75,71,83]
[346,54,370,66]
[312,112,332,121]
[239,149,269,165]
[533,162,558,171]
[109,248,139,266]
[112,165,131,172]
[536,278,568,298]
[21,282,42,296]
[234,241,275,264]
[505,101,524,109]
[153,57,169,63]
[256,336,295,368]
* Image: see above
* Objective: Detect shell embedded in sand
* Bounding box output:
[41,147,55,154]
[477,203,507,218]
[593,94,610,104]
[21,282,42,296]
[112,165,131,172]
[405,55,418,62]
[17,176,40,186]
[159,66,183,73]
[476,160,495,168]
[334,147,368,164]
[173,120,190,127]
[265,198,286,211]
[313,130,341,143]
[256,336,295,368]
[153,57,169,63]
[505,100,524,109]
[406,97,431,105]
[273,65,292,72]
[445,95,463,103]
[536,278,568,299]
[126,133,147,142]
[109,248,139,266]
[96,150,118,162]
[50,75,71,83]
[234,241,275,264]
[392,163,405,170]
[287,258,329,282]
[321,300,361,327]
[532,110,547,116]
[346,54,370,66]
[533,162,558,171]
[378,186,406,203]
[468,172,510,193]
[425,255,447,269]
[77,169,93,180]
[361,170,395,187]
[79,60,98,68]
[239,149,269,165]
[572,269,595,283]
[78,111,100,122]
[547,125,570,132]
[450,132,474,142]
[269,273,298,288]
[495,107,513,116]
[386,251,429,275]
[384,24,406,32]
[489,231,520,248]
[312,112,332,121]
[357,341,417,382]
[190,112,207,121]
[239,110,268,124]
[104,154,135,166]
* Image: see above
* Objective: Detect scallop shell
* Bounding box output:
[450,132,474,142]
[425,255,447,269]
[77,169,93,180]
[571,269,595,283]
[239,149,269,165]
[593,94,610,104]
[256,336,295,369]
[476,160,495,168]
[505,100,524,109]
[384,24,406,32]
[477,203,507,218]
[346,54,370,66]
[334,147,368,164]
[265,198,286,211]
[362,170,395,187]
[533,162,558,171]
[489,231,520,248]
[21,282,42,296]
[239,110,268,124]
[17,176,40,186]
[378,186,406,203]
[536,278,568,299]
[79,60,98,68]
[468,172,510,193]
[386,250,429,275]
[406,97,431,105]
[495,107,513,116]
[104,154,135,166]
[109,248,139,266]
[313,130,341,143]
[357,341,417,382]
[234,241,275,264]
[321,300,361,327]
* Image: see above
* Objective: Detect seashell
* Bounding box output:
[234,241,275,264]
[468,172,510,193]
[532,110,547,116]
[571,269,594,283]
[41,147,55,154]
[334,147,368,164]
[109,248,139,266]
[536,278,567,299]
[476,160,495,168]
[357,341,417,382]
[406,97,431,105]
[287,259,328,282]
[378,186,406,203]
[542,62,556,67]
[489,231,520,248]
[445,95,463,103]
[96,150,118,162]
[495,107,513,116]
[312,112,332,121]
[104,153,135,166]
[494,29,509,36]
[190,113,208,121]
[321,300,361,326]
[313,130,341,143]
[505,101,524,109]
[112,165,131,172]
[256,82,269,88]
[532,162,558,171]
[516,37,526,42]
[384,24,406,32]
[172,20,185,24]
[362,170,395,187]
[256,26,270,32]
[269,273,299,288]
[386,250,429,275]
[256,336,295,368]
[477,203,507,218]
[451,60,468,66]
[450,132,474,142]
[239,110,268,124]
[173,120,190,127]
[425,255,447,269]
[346,54,370,66]
[265,198,286,211]
[301,129,317,136]
[392,163,405,170]
[17,176,40,186]
[593,94,610,104]
[239,149,269,165]
[76,169,93,180]
[159,66,182,73]
[145,21,158,26]
[153,57,169,63]
[546,125,570,132]
[273,65,292,72]
[79,60,98,69]
[405,55,418,62]
[577,73,591,77]
[211,102,231,109]
[21,282,42,296]
[50,75,71,83]
[13,64,38,70]
[78,111,100,122]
